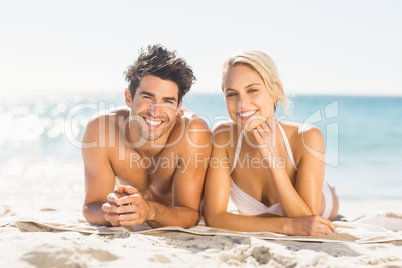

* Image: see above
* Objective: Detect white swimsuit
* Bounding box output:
[230,122,333,219]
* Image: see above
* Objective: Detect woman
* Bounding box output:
[204,50,339,236]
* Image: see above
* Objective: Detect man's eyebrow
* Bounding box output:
[139,91,155,98]
[162,96,178,102]
[139,91,177,102]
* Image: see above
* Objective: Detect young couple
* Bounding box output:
[82,44,339,236]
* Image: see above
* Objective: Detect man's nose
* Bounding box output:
[150,104,164,118]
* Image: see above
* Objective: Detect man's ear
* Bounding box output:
[177,100,183,110]
[125,88,132,107]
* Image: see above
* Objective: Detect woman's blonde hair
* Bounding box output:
[222,50,290,115]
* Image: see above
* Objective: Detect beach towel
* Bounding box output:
[1,209,401,244]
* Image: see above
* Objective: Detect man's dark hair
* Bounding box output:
[124,44,196,104]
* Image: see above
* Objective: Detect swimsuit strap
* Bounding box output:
[231,122,297,172]
[231,130,244,173]
[277,122,297,171]
[321,182,333,219]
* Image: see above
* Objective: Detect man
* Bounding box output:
[82,44,211,228]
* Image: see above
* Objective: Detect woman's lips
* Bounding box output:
[237,110,258,120]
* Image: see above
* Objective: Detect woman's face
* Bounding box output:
[223,64,276,130]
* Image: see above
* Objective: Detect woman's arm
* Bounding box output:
[293,125,326,214]
[253,119,325,217]
[204,124,334,235]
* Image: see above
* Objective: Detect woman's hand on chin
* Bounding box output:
[252,117,278,157]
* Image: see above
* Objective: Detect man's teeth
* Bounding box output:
[145,118,163,126]
[239,111,256,117]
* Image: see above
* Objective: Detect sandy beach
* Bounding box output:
[1,199,401,268]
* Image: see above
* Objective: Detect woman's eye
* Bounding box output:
[226,92,237,97]
[248,89,257,93]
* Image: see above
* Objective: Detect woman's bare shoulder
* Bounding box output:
[278,121,323,139]
[278,121,324,154]
[212,121,241,148]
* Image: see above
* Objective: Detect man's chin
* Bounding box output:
[142,128,170,142]
[140,133,161,142]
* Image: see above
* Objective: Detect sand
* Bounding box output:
[1,200,402,268]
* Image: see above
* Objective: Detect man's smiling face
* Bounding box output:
[127,75,181,142]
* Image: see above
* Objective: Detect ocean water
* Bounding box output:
[1,92,402,211]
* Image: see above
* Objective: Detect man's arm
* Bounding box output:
[107,118,212,228]
[160,117,212,227]
[81,115,117,226]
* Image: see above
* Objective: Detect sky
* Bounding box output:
[1,0,402,97]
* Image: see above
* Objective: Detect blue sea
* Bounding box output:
[1,92,402,211]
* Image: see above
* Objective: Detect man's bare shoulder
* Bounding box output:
[177,107,210,130]
[82,107,129,144]
[172,107,211,136]
[169,108,212,152]
[85,107,129,128]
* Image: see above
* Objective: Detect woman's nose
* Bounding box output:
[237,93,250,107]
